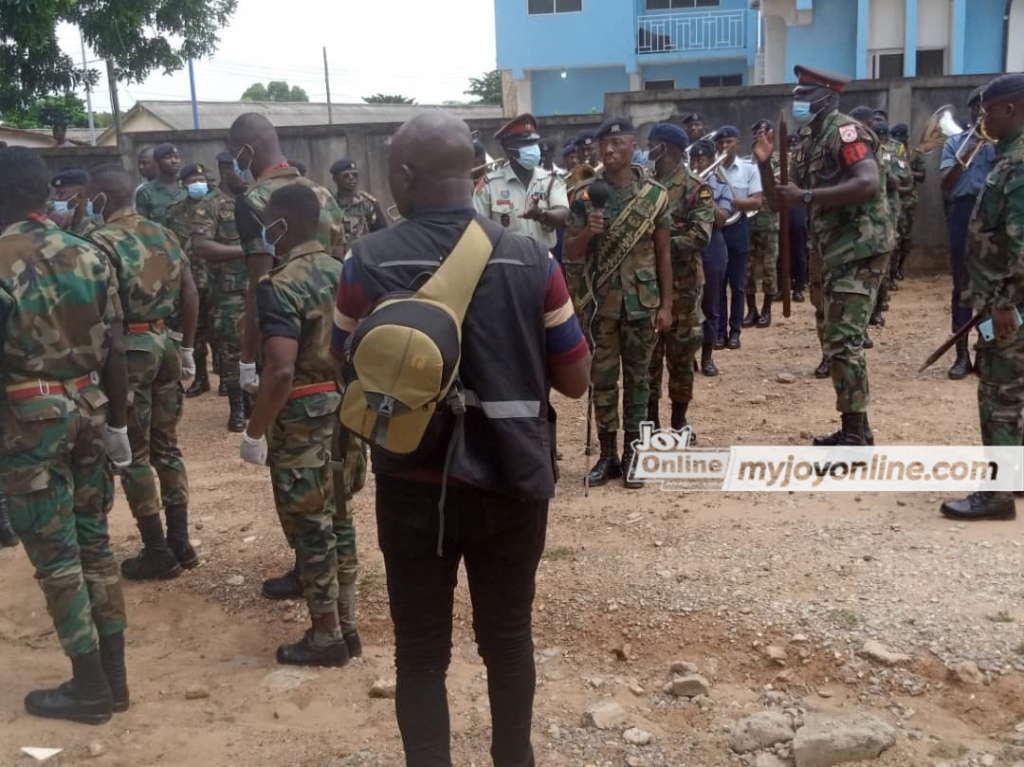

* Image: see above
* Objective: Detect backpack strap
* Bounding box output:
[415,218,494,323]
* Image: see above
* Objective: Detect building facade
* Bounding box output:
[495,0,1015,117]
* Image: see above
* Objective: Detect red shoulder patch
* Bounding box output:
[838,124,859,143]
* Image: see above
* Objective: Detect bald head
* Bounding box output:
[228,112,285,178]
[90,164,135,214]
[389,111,475,216]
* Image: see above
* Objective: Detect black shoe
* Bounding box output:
[888,277,899,292]
[862,333,874,349]
[792,289,805,303]
[756,297,773,328]
[895,269,905,281]
[218,379,228,397]
[880,301,890,312]
[587,432,622,487]
[121,545,182,580]
[726,331,741,350]
[714,336,726,351]
[185,360,210,398]
[742,302,759,328]
[948,341,972,380]
[276,630,350,668]
[814,357,830,379]
[227,386,247,433]
[940,492,1016,521]
[262,554,303,600]
[670,403,696,446]
[165,504,198,570]
[869,311,885,327]
[621,431,643,490]
[813,426,876,446]
[24,650,113,725]
[0,492,18,548]
[99,633,129,713]
[701,343,718,377]
[343,631,362,659]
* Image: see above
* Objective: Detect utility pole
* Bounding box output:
[79,29,96,146]
[323,47,334,125]
[106,59,123,149]
[188,59,200,129]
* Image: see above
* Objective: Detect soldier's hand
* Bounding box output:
[240,432,268,466]
[585,211,604,238]
[240,361,260,394]
[752,129,775,164]
[180,346,196,379]
[105,425,133,469]
[775,183,806,208]
[654,306,673,333]
[992,307,1020,340]
[521,203,542,221]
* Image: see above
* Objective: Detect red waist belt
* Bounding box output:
[125,319,166,334]
[287,381,338,401]
[5,372,98,400]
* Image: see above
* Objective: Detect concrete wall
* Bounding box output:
[605,73,993,271]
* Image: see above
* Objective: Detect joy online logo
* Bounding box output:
[629,422,732,491]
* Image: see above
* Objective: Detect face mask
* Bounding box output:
[261,218,287,256]
[233,145,256,184]
[647,143,666,169]
[88,194,106,226]
[515,144,541,171]
[52,200,70,216]
[792,101,815,124]
[187,181,209,200]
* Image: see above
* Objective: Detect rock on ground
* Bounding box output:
[859,639,911,666]
[947,660,984,685]
[755,754,790,767]
[369,678,397,699]
[729,711,797,754]
[582,700,627,730]
[623,727,653,746]
[667,673,710,698]
[792,712,896,767]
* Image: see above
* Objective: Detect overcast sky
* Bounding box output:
[58,0,497,110]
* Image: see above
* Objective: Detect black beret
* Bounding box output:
[288,159,307,176]
[648,122,689,149]
[849,106,875,123]
[562,138,577,156]
[689,138,717,159]
[330,159,356,175]
[890,123,909,139]
[179,163,206,180]
[981,73,1024,104]
[872,108,889,119]
[595,117,636,140]
[716,125,739,139]
[539,138,556,152]
[679,112,705,125]
[968,86,986,106]
[153,143,179,160]
[575,129,597,148]
[51,168,90,188]
[216,150,235,164]
[872,121,890,136]
[750,119,775,134]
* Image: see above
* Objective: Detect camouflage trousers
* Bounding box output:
[898,200,916,269]
[649,284,703,406]
[809,246,825,348]
[975,326,1024,448]
[193,261,216,362]
[591,312,657,434]
[822,253,887,414]
[564,260,587,326]
[0,386,127,657]
[123,332,189,518]
[212,287,245,387]
[268,394,363,614]
[747,228,779,297]
[875,251,892,315]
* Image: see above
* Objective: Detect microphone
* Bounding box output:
[589,180,610,211]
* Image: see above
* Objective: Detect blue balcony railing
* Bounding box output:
[637,10,747,55]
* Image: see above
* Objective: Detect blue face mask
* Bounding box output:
[261,218,287,257]
[187,181,209,200]
[233,146,256,184]
[515,144,542,171]
[52,200,70,216]
[87,195,105,226]
[792,100,815,124]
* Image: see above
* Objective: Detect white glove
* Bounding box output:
[240,361,260,394]
[240,432,268,466]
[105,425,132,469]
[180,346,196,379]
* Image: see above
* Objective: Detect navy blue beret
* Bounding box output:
[575,129,597,148]
[648,122,689,149]
[716,125,739,139]
[51,168,90,188]
[330,159,356,175]
[689,138,717,158]
[679,112,705,125]
[982,73,1024,104]
[890,123,909,139]
[595,117,636,140]
[968,86,986,106]
[179,163,206,180]
[562,138,577,156]
[153,143,179,160]
[849,106,875,123]
[872,121,890,136]
[750,119,775,134]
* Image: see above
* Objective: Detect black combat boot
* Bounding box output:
[165,504,198,570]
[262,551,303,600]
[670,402,697,446]
[792,287,806,303]
[862,332,874,349]
[948,338,972,380]
[814,356,830,379]
[813,417,875,446]
[940,492,1016,521]
[756,295,773,328]
[337,583,361,658]
[227,385,247,433]
[24,649,113,725]
[621,430,643,490]
[277,612,350,668]
[714,334,726,351]
[701,343,718,377]
[121,515,182,580]
[742,294,759,327]
[0,491,18,548]
[185,347,210,398]
[727,330,741,350]
[99,632,129,713]
[218,379,228,397]
[869,309,885,327]
[587,432,621,487]
[646,401,661,431]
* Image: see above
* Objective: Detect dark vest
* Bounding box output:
[350,210,555,501]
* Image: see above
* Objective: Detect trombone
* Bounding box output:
[918,104,992,169]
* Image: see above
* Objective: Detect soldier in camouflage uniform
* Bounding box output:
[166,163,216,398]
[329,158,388,243]
[134,143,185,227]
[566,117,674,489]
[868,122,910,330]
[88,164,201,580]
[745,119,781,329]
[227,112,364,601]
[240,184,361,665]
[755,66,895,447]
[0,147,131,723]
[891,124,926,281]
[49,168,96,237]
[193,152,250,432]
[644,123,714,441]
[942,73,1024,521]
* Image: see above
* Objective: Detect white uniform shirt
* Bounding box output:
[721,156,763,200]
[473,162,569,251]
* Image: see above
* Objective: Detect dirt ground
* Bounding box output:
[2,275,1023,767]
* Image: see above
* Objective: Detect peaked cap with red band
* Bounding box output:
[495,113,541,143]
[793,65,851,93]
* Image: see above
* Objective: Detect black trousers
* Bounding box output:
[376,476,549,767]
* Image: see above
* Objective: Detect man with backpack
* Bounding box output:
[331,111,590,767]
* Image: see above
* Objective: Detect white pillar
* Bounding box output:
[501,70,533,117]
[629,71,643,92]
[763,14,787,85]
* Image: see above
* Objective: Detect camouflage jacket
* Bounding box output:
[879,138,909,225]
[905,146,926,209]
[0,217,122,384]
[967,128,1024,312]
[255,240,343,389]
[193,186,247,293]
[88,207,186,345]
[796,109,896,272]
[660,161,713,287]
[135,180,186,228]
[336,190,387,244]
[241,165,346,260]
[568,167,672,321]
[751,154,781,233]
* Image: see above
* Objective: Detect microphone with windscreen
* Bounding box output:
[588,180,610,212]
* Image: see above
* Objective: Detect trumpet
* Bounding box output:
[694,150,729,181]
[566,162,604,188]
[471,158,506,179]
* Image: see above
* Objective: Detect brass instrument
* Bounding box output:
[714,164,758,226]
[695,150,729,181]
[471,158,506,178]
[918,104,992,169]
[386,204,403,223]
[565,162,604,188]
[687,130,719,156]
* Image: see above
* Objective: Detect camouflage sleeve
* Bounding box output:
[255,275,301,341]
[323,195,348,257]
[567,195,587,231]
[236,193,265,258]
[100,254,124,325]
[369,198,388,232]
[192,197,217,238]
[655,203,673,232]
[670,183,714,254]
[995,169,1024,311]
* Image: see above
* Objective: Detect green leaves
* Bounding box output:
[241,81,309,102]
[464,70,502,106]
[361,94,416,104]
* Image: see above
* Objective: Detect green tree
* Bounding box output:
[464,70,502,106]
[4,94,87,128]
[241,81,309,102]
[0,0,237,118]
[362,94,416,104]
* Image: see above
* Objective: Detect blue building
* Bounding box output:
[495,0,1017,117]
